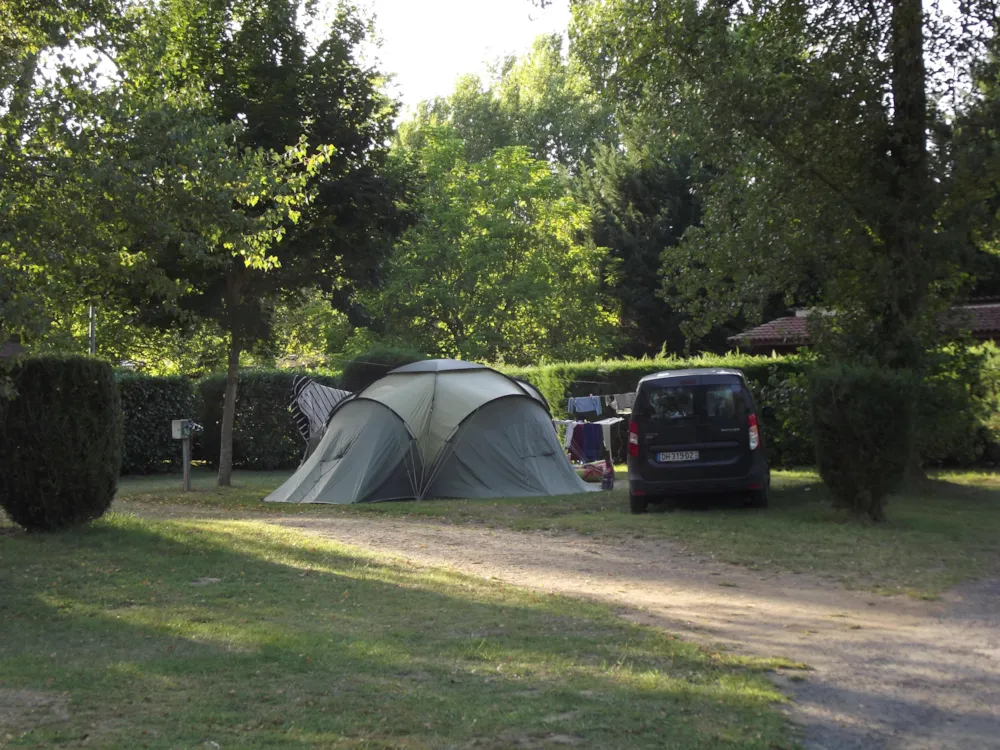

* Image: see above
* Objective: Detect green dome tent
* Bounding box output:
[264,359,593,504]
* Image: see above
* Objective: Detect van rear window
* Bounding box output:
[639,382,745,421]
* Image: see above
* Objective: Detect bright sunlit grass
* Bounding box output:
[0,514,798,749]
[116,467,1000,598]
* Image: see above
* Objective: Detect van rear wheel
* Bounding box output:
[748,487,769,509]
[629,493,648,514]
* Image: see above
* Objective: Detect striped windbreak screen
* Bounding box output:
[290,376,351,443]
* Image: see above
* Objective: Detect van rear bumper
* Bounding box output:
[627,457,769,496]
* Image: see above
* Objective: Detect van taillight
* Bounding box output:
[748,413,760,451]
[628,420,639,457]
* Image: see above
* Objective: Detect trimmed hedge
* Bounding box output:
[503,348,1000,469]
[811,366,915,520]
[501,353,811,467]
[0,357,122,530]
[339,344,427,392]
[197,370,340,470]
[501,352,805,408]
[914,344,1000,466]
[117,374,196,474]
[110,347,1000,476]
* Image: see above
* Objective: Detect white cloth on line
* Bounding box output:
[594,417,624,457]
[552,419,577,450]
[611,392,635,411]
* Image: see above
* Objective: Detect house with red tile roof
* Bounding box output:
[0,337,25,359]
[728,304,1000,355]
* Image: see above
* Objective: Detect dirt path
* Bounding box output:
[129,504,1000,750]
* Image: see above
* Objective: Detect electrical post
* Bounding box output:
[88,305,96,355]
[172,419,203,492]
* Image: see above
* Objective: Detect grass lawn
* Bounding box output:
[0,514,799,749]
[117,468,1000,598]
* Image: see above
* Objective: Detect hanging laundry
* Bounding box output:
[594,417,624,459]
[568,423,587,461]
[567,396,602,416]
[581,423,603,461]
[611,392,635,411]
[552,419,577,450]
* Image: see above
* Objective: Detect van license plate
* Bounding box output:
[659,451,699,462]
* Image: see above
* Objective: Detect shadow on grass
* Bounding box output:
[114,468,1000,596]
[0,515,794,749]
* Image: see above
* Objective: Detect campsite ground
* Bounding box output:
[120,468,1000,598]
[2,470,998,748]
[0,512,798,749]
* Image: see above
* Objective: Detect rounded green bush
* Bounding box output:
[0,357,123,530]
[810,365,914,521]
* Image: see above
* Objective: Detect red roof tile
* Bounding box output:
[951,304,1000,336]
[728,316,809,347]
[0,338,25,358]
[729,304,1000,349]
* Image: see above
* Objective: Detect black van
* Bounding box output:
[626,368,770,513]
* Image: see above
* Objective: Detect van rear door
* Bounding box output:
[635,374,752,482]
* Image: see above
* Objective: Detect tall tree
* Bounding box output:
[400,34,616,171]
[122,0,409,485]
[0,0,121,338]
[579,143,703,356]
[379,125,617,364]
[951,26,1000,285]
[573,0,997,368]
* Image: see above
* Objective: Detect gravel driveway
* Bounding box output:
[130,504,1000,750]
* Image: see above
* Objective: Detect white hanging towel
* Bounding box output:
[594,417,624,456]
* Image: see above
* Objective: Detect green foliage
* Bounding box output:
[117,373,196,474]
[950,32,1000,289]
[399,34,615,170]
[268,289,353,370]
[753,367,817,467]
[501,352,803,409]
[0,357,122,530]
[505,349,1000,470]
[339,345,427,393]
[126,0,406,344]
[197,370,339,471]
[916,344,1000,466]
[810,366,915,520]
[502,352,808,462]
[33,305,230,376]
[573,0,992,366]
[382,128,617,364]
[0,2,125,337]
[579,142,745,356]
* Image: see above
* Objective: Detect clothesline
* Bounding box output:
[553,417,626,463]
[566,391,636,417]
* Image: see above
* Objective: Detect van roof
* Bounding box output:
[637,368,745,386]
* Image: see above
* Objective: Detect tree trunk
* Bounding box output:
[7,57,36,142]
[906,455,930,488]
[885,0,930,369]
[217,331,241,487]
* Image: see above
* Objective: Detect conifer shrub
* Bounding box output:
[810,365,914,521]
[0,357,122,530]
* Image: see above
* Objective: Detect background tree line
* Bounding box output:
[3,0,1000,501]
